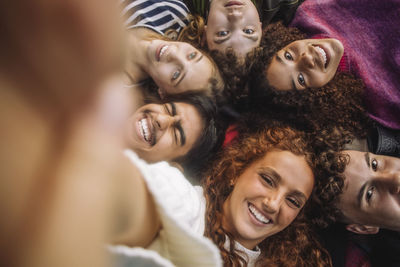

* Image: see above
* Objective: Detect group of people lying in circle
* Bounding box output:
[2,0,399,267]
[113,0,400,266]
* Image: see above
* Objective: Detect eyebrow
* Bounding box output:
[355,152,371,207]
[364,152,370,168]
[275,54,297,91]
[175,54,203,87]
[170,102,186,146]
[357,182,367,208]
[260,167,282,183]
[196,54,204,63]
[213,33,259,45]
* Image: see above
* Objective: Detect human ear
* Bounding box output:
[157,88,165,99]
[345,224,379,235]
[201,26,208,48]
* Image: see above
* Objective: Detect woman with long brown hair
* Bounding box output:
[119,0,224,104]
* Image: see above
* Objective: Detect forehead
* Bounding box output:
[266,56,294,91]
[254,150,314,195]
[286,39,309,48]
[343,150,370,187]
[340,150,370,209]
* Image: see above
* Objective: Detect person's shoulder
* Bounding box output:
[369,230,400,267]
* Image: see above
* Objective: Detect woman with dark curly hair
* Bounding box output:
[260,0,400,130]
[109,124,342,267]
[288,0,400,130]
[243,22,369,136]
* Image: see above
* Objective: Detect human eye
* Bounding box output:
[284,51,293,60]
[188,51,197,60]
[172,70,181,81]
[371,158,378,171]
[243,28,254,34]
[365,186,375,203]
[259,173,274,187]
[286,197,301,209]
[298,73,306,86]
[216,30,229,37]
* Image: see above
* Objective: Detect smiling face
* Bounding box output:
[222,150,314,249]
[338,150,400,233]
[205,0,262,57]
[124,102,204,163]
[266,38,344,91]
[145,40,214,97]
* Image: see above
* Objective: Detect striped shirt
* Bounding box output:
[120,0,190,36]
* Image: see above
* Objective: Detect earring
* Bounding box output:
[229,179,235,187]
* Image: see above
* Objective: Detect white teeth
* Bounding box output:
[249,204,270,224]
[139,118,151,142]
[315,46,327,66]
[159,45,168,59]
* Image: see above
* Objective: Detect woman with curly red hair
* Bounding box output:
[109,124,340,267]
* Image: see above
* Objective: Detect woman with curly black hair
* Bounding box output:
[257,0,400,131]
[242,22,370,137]
[288,0,400,130]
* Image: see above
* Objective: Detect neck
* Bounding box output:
[221,199,260,250]
[125,28,156,83]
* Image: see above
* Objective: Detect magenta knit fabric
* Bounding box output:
[290,0,400,129]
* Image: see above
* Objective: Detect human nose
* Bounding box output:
[155,113,180,130]
[298,51,315,68]
[167,44,185,63]
[378,171,400,193]
[262,191,283,214]
[227,9,242,21]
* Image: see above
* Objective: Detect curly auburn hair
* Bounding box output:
[176,14,205,49]
[202,124,334,266]
[245,22,370,138]
[234,114,352,229]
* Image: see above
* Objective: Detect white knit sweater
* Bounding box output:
[109,150,222,267]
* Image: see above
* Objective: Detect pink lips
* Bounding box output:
[155,44,167,62]
[225,1,243,7]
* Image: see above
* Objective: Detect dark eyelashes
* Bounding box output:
[259,171,303,209]
[259,173,274,186]
[287,198,301,208]
[371,158,378,171]
[366,186,375,203]
[284,51,293,60]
